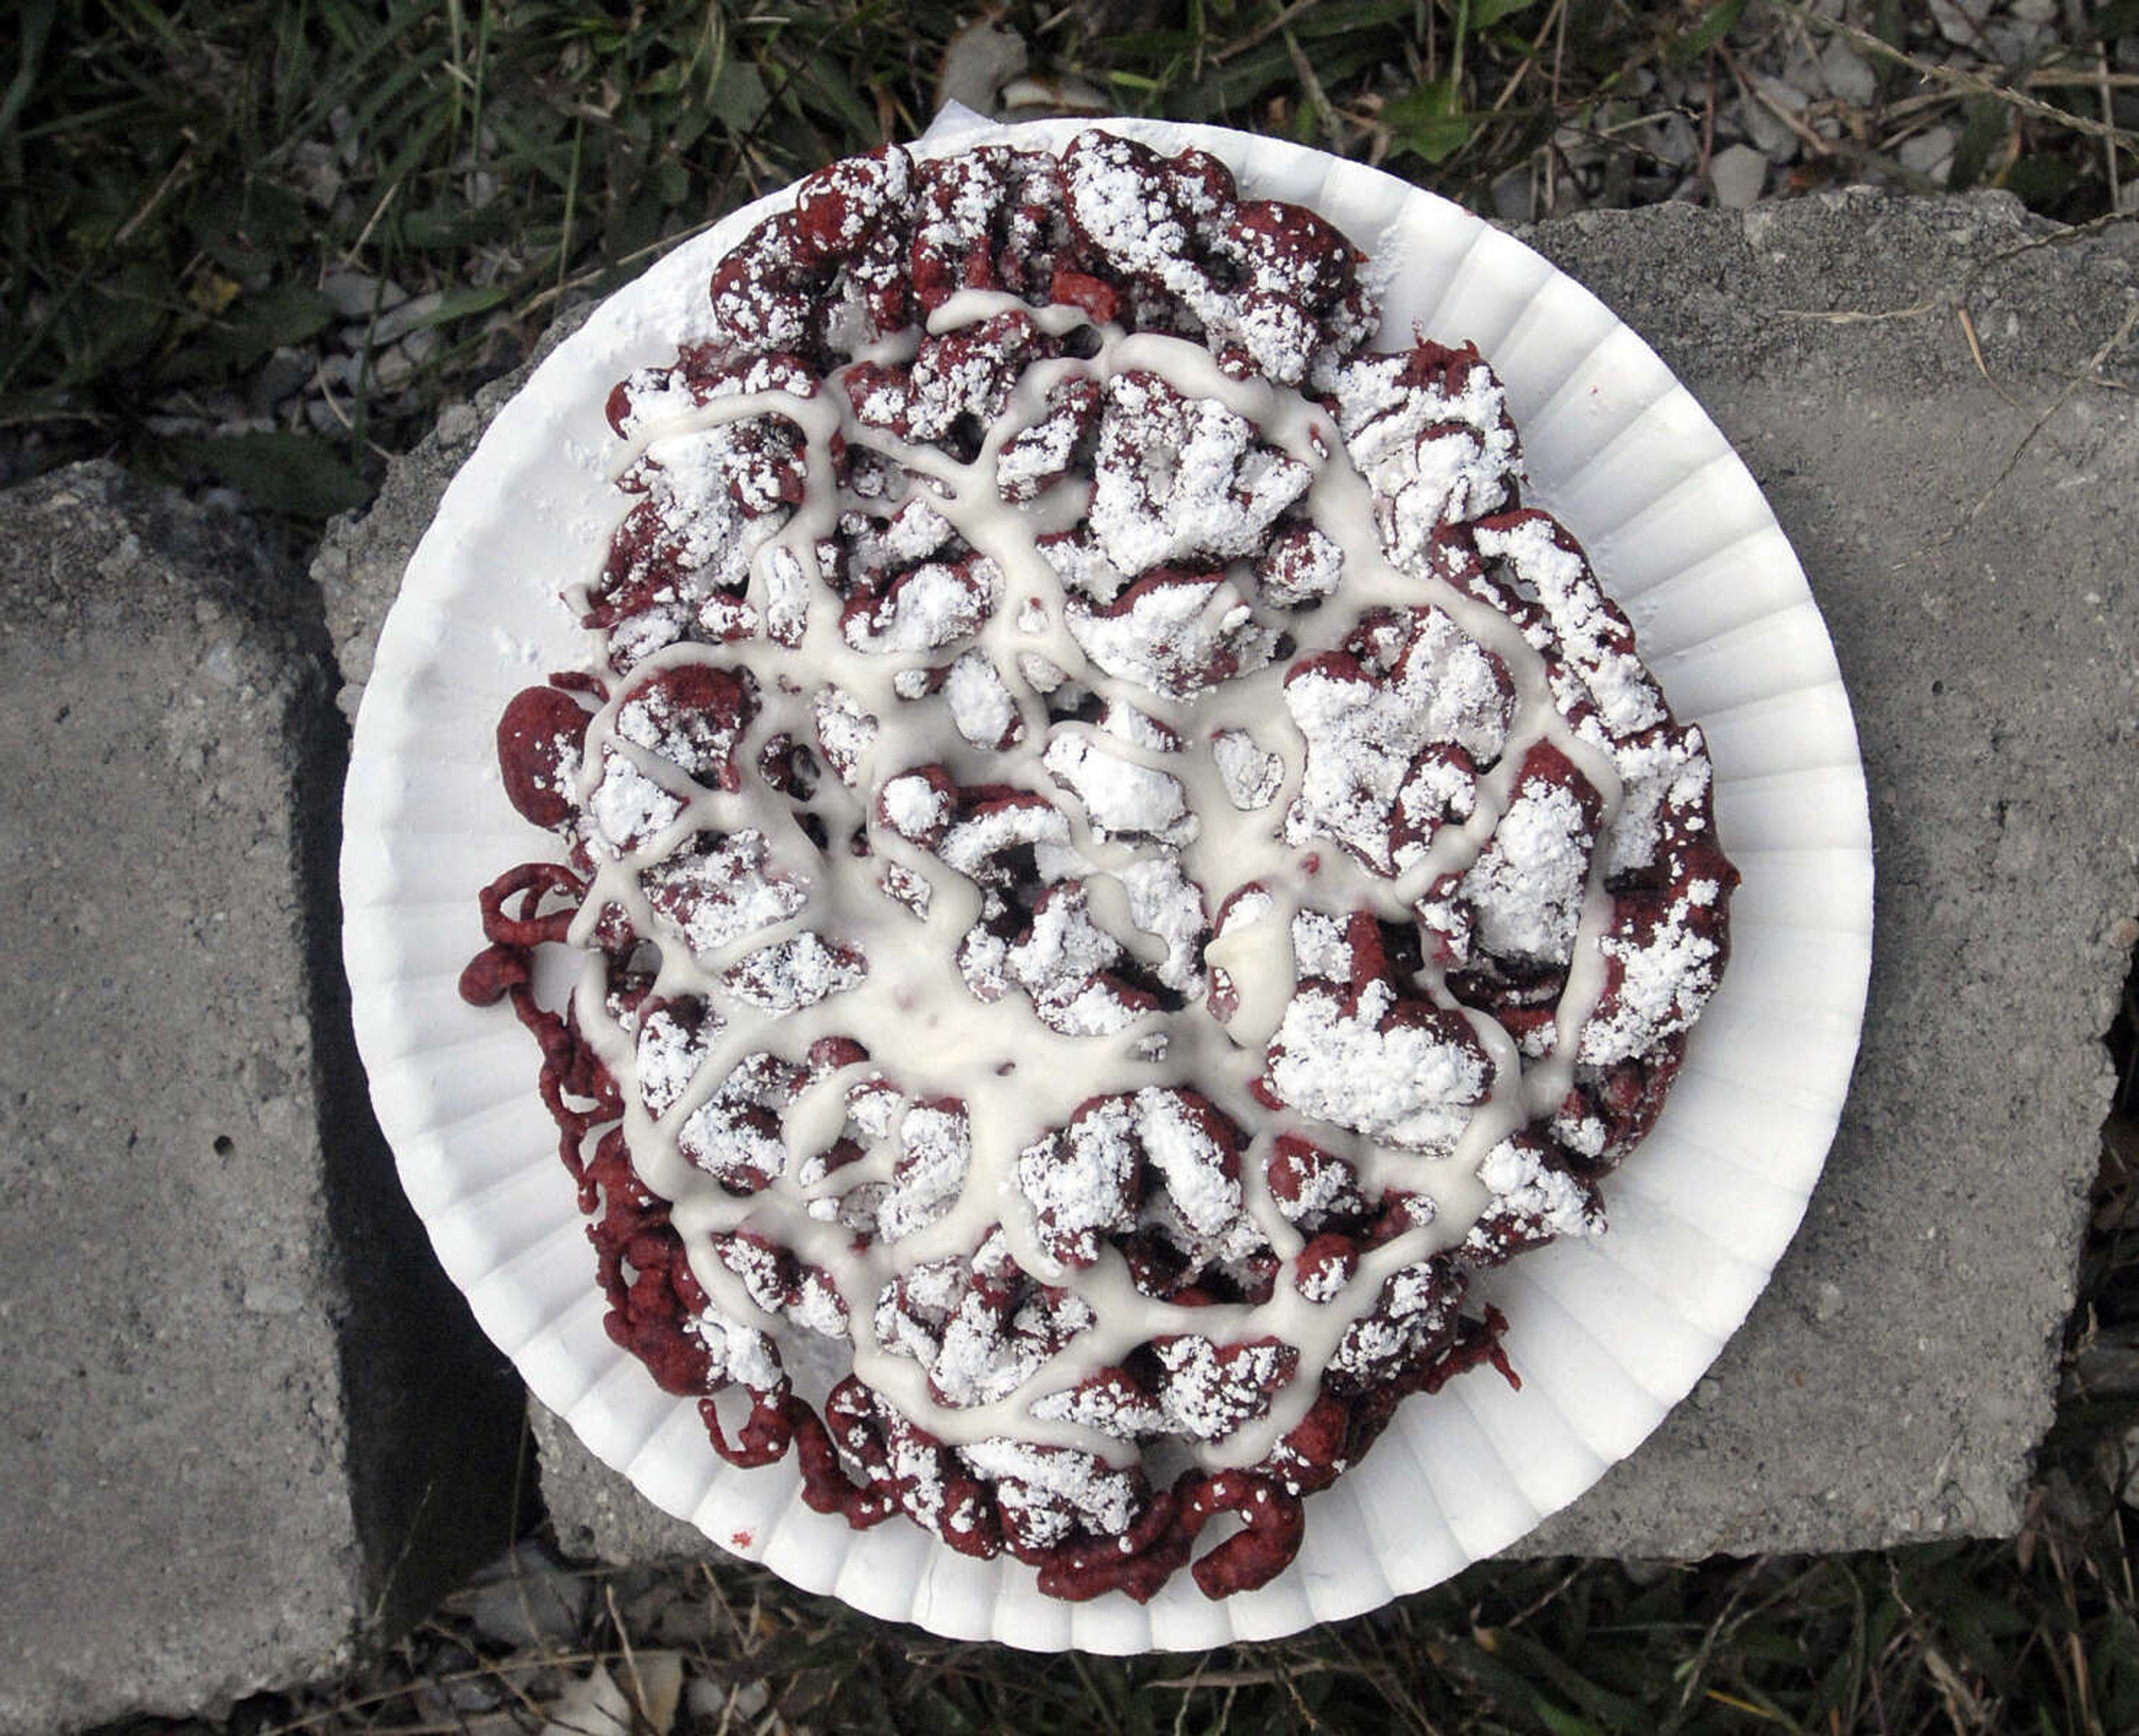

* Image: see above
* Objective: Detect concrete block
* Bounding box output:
[322,195,2139,1573]
[1504,191,2138,1555]
[0,465,519,1733]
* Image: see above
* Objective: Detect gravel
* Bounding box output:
[1710,142,1772,207]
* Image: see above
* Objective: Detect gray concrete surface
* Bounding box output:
[0,465,520,1733]
[321,194,2139,1574]
[1507,190,2139,1554]
[532,1402,711,1563]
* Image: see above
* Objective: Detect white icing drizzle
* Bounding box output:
[558,287,1644,1479]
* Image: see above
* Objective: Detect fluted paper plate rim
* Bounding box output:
[344,116,1872,1652]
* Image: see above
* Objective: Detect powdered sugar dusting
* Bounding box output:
[1268,980,1491,1153]
[471,129,1735,1595]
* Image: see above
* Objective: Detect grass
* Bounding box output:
[3,1,2133,524]
[19,3,2139,1729]
[0,0,958,510]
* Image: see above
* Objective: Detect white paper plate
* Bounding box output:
[344,116,1872,1652]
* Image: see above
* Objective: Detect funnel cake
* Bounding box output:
[461,131,1737,1603]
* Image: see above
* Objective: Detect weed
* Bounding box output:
[3,1,2131,526]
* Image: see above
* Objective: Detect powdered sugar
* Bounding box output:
[1067,573,1278,701]
[637,1001,716,1117]
[865,1106,964,1245]
[1461,774,1594,965]
[721,932,865,1013]
[474,130,1735,1591]
[1018,1096,1140,1267]
[1212,728,1282,810]
[1473,515,1665,739]
[1325,350,1517,570]
[958,1436,1139,1542]
[842,557,1001,654]
[642,831,807,957]
[587,755,685,857]
[1137,1088,1241,1236]
[945,651,1023,750]
[879,769,952,839]
[1578,897,1727,1067]
[1471,1134,1603,1244]
[1088,373,1311,574]
[1282,610,1512,872]
[1042,731,1195,843]
[1152,1335,1293,1440]
[1268,980,1491,1152]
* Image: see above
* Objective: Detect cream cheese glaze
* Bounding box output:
[464,130,1736,1602]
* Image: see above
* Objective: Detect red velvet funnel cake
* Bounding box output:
[462,131,1737,1603]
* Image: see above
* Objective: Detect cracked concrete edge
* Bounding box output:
[315,304,597,723]
[299,443,532,1649]
[1518,188,2139,395]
